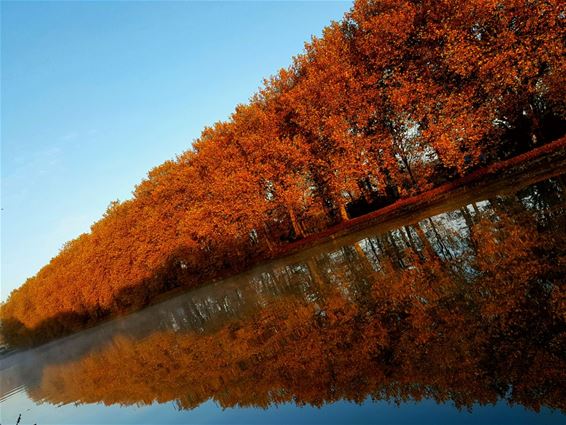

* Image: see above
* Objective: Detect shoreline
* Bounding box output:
[274,136,566,258]
[150,136,566,305]
[3,136,566,349]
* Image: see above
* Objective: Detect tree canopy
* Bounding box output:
[1,0,564,344]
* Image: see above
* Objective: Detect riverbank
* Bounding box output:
[274,136,566,258]
[3,136,566,348]
[151,136,566,305]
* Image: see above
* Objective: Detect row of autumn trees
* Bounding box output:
[21,180,566,411]
[1,0,565,343]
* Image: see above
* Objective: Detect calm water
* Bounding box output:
[1,174,565,424]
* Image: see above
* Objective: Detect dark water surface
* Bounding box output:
[1,174,565,424]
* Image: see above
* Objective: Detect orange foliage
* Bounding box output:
[21,188,566,412]
[1,0,564,344]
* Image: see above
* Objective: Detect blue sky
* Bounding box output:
[1,1,353,301]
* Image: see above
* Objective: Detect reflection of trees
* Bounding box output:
[3,0,565,345]
[24,181,565,413]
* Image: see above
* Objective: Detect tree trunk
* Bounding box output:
[354,242,375,273]
[306,258,324,288]
[471,202,481,216]
[338,200,349,221]
[427,218,453,260]
[415,223,438,260]
[262,223,275,253]
[288,206,305,238]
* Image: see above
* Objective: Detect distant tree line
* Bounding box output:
[1,0,564,344]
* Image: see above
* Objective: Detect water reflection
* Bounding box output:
[1,176,565,416]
